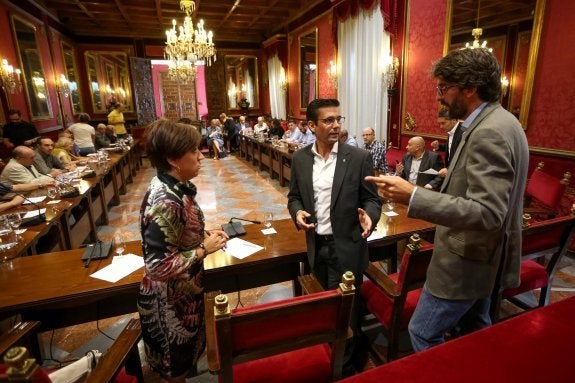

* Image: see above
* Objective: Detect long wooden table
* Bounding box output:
[0,145,139,259]
[0,211,435,331]
[0,219,307,330]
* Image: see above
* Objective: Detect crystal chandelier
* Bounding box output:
[463,0,492,52]
[164,0,216,81]
[0,58,22,95]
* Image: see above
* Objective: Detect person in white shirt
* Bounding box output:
[67,113,96,155]
[396,136,444,190]
[284,120,302,143]
[253,116,268,134]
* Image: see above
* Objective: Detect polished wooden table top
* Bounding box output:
[369,204,436,246]
[0,241,144,315]
[203,218,307,272]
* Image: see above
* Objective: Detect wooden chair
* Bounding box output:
[524,162,571,219]
[360,234,434,363]
[490,214,575,322]
[1,318,143,383]
[205,272,356,383]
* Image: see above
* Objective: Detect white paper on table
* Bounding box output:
[47,199,61,204]
[261,228,277,235]
[90,253,144,283]
[367,230,385,242]
[419,168,439,175]
[15,229,27,234]
[75,166,88,173]
[22,209,46,218]
[23,196,46,204]
[383,211,399,217]
[224,237,263,260]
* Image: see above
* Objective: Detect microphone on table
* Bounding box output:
[221,217,262,238]
[0,184,46,226]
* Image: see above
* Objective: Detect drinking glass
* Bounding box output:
[263,212,274,229]
[5,213,22,239]
[113,234,125,256]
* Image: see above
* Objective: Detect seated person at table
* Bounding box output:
[33,137,69,177]
[95,123,111,149]
[253,116,268,134]
[106,125,118,144]
[237,115,252,135]
[339,128,358,147]
[0,181,46,212]
[53,137,81,166]
[268,118,285,139]
[396,136,444,190]
[0,146,55,187]
[284,120,302,143]
[207,118,225,160]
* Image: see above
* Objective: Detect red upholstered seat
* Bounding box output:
[491,214,575,321]
[232,344,332,383]
[502,260,549,298]
[205,272,356,383]
[360,234,433,362]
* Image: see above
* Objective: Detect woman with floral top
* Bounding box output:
[138,119,228,382]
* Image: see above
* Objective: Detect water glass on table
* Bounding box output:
[263,212,274,230]
[113,234,125,256]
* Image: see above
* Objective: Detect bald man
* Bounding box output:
[396,136,444,190]
[0,146,55,187]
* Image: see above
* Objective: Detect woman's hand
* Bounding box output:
[203,230,229,255]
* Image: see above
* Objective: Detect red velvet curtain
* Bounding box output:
[332,0,398,44]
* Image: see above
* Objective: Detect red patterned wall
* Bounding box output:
[526,0,575,154]
[403,0,448,136]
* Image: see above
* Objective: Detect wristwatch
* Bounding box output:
[199,242,207,255]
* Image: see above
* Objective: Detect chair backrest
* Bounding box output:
[525,163,571,210]
[490,214,575,321]
[210,272,355,382]
[385,147,403,171]
[394,235,435,295]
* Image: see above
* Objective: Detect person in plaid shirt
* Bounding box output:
[362,127,388,175]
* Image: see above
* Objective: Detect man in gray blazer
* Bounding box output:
[288,98,381,373]
[367,48,528,351]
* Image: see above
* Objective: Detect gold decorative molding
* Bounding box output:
[529,146,575,160]
[404,112,417,131]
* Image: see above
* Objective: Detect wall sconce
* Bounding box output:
[0,58,22,95]
[56,74,70,97]
[327,60,337,89]
[501,75,509,97]
[382,56,399,93]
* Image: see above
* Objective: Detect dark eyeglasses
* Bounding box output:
[318,116,345,125]
[436,84,458,96]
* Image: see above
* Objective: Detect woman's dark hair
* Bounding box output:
[432,48,501,102]
[78,113,91,123]
[146,119,201,172]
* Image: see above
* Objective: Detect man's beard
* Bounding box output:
[442,97,466,120]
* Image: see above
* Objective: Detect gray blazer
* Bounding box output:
[287,142,382,277]
[408,103,529,300]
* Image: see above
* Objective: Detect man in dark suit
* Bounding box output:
[367,48,528,352]
[287,98,381,374]
[396,136,444,190]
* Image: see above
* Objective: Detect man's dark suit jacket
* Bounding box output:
[399,150,444,189]
[287,142,381,278]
